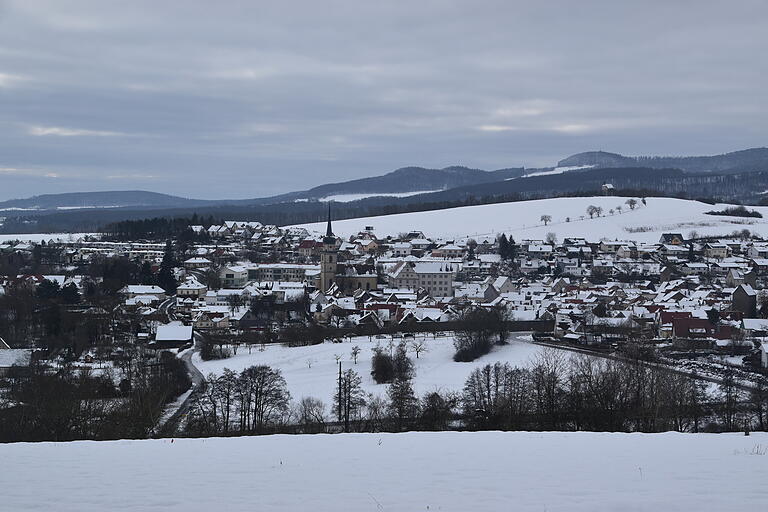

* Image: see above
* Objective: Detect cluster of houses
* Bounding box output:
[3,218,768,369]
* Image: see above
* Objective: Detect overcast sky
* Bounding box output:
[0,0,766,201]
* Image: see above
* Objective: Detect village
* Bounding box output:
[3,198,768,441]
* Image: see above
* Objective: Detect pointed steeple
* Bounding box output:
[323,202,335,243]
[325,203,333,237]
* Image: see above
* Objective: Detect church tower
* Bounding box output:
[320,204,337,293]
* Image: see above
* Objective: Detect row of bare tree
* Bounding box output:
[0,349,190,442]
[185,349,768,438]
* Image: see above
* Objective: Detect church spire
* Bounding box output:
[324,202,335,242]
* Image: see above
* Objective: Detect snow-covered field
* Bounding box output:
[296,190,444,203]
[0,232,98,243]
[506,164,594,180]
[194,334,545,403]
[291,196,768,243]
[2,431,766,511]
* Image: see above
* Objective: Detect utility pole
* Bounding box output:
[337,360,342,422]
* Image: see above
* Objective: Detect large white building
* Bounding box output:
[387,261,455,297]
[220,263,319,288]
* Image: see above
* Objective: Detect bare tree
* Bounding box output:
[410,339,428,359]
[540,214,552,226]
[351,345,361,364]
[626,198,637,210]
[295,397,326,433]
[545,232,557,246]
[333,368,366,432]
[237,365,291,432]
[586,205,598,218]
[225,293,244,314]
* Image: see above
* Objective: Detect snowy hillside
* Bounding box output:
[291,196,768,243]
[0,232,98,243]
[194,334,545,403]
[297,190,443,203]
[2,431,766,511]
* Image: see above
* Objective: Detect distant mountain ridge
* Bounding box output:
[0,166,528,211]
[558,147,768,174]
[0,190,211,211]
[2,147,767,217]
[260,165,527,203]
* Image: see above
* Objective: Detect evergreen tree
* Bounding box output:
[157,241,178,294]
[139,261,154,285]
[498,233,510,260]
[61,283,81,304]
[36,279,60,300]
[387,375,419,431]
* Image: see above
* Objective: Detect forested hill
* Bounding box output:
[255,165,528,203]
[558,147,768,174]
[0,190,211,210]
[8,165,768,234]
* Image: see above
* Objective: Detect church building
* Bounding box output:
[318,206,378,294]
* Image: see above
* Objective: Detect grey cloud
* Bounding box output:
[0,0,766,200]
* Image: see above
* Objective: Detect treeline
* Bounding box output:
[102,214,217,241]
[184,346,768,438]
[705,205,763,218]
[9,167,768,236]
[0,351,190,442]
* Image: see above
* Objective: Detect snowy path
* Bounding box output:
[2,431,766,511]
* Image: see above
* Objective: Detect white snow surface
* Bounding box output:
[2,431,767,511]
[317,190,443,202]
[0,232,98,243]
[506,165,594,180]
[194,334,546,403]
[290,196,768,243]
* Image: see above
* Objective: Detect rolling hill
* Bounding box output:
[0,190,212,211]
[558,147,768,174]
[3,147,768,234]
[293,195,768,243]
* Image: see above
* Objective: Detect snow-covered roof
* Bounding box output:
[0,348,32,368]
[122,285,166,295]
[155,322,193,342]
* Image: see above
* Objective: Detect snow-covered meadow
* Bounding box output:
[193,334,546,404]
[0,232,97,243]
[2,431,766,511]
[291,196,768,243]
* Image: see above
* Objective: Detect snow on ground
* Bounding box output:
[194,334,545,403]
[506,165,594,180]
[0,232,98,243]
[316,190,443,202]
[290,196,768,243]
[54,205,123,210]
[2,431,766,511]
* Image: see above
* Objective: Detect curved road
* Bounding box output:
[155,297,207,436]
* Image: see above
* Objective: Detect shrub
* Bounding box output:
[371,347,395,384]
[705,206,762,218]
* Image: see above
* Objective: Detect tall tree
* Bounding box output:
[157,241,178,294]
[498,233,510,260]
[388,374,419,431]
[334,368,366,432]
